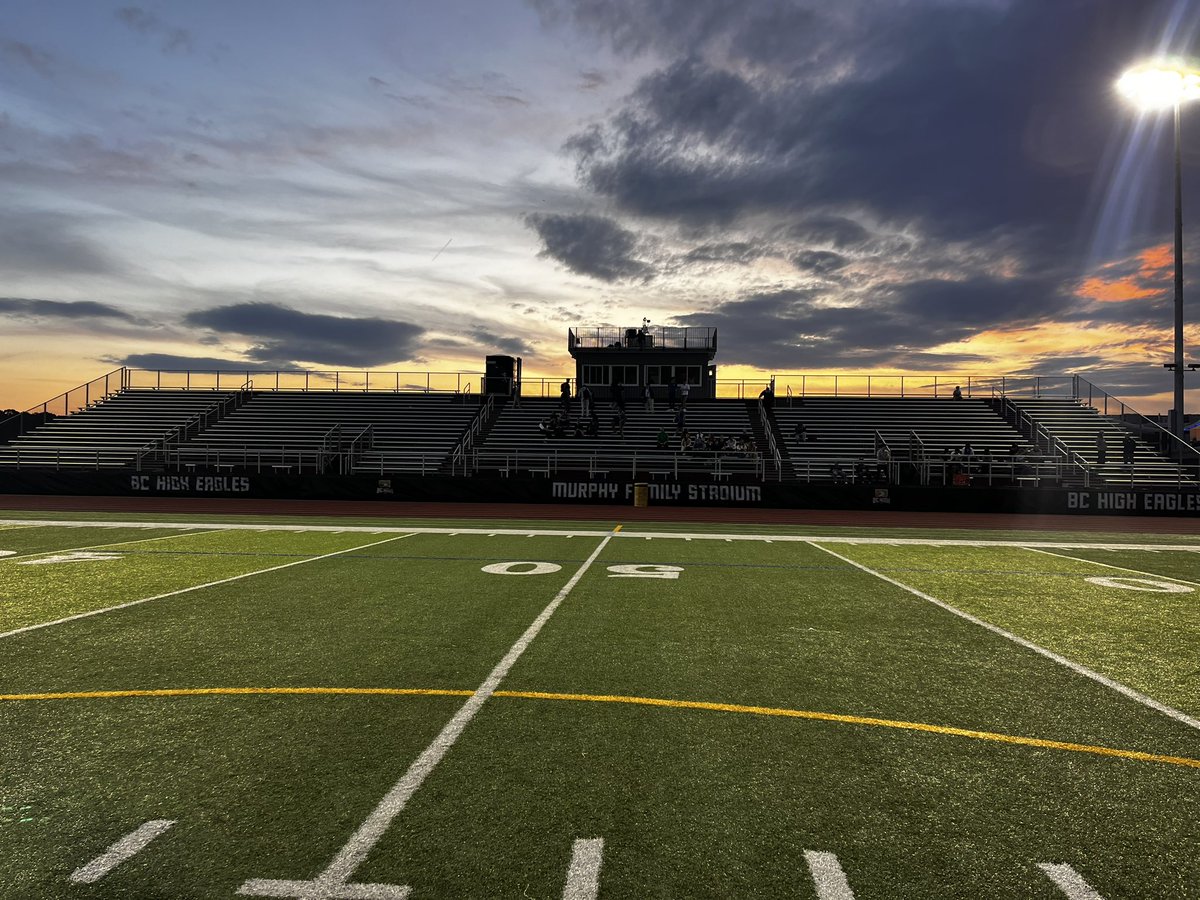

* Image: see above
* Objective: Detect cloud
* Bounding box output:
[0,213,121,276]
[0,297,134,321]
[118,353,282,371]
[526,212,655,281]
[676,270,1072,370]
[1,40,55,78]
[578,69,608,90]
[115,6,195,54]
[792,250,848,275]
[547,0,1167,245]
[182,302,425,368]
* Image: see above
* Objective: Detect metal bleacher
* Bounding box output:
[168,391,483,474]
[771,396,1035,483]
[468,397,767,479]
[0,389,238,469]
[1005,398,1199,487]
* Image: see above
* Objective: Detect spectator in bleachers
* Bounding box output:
[1123,433,1136,466]
[674,406,686,434]
[680,381,690,407]
[794,421,807,443]
[586,410,600,438]
[830,462,848,484]
[560,379,571,415]
[611,408,626,438]
[758,383,774,411]
[580,384,593,419]
[613,380,625,411]
[644,384,654,414]
[952,385,963,400]
[667,376,677,409]
[1096,431,1107,465]
[656,427,670,450]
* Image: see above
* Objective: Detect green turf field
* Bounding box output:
[0,514,1197,899]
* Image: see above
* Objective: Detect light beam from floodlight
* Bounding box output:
[1117,60,1200,439]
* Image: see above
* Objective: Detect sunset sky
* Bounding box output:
[3,0,1200,413]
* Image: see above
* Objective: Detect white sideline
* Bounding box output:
[69,819,176,884]
[804,850,856,900]
[809,542,1200,733]
[0,532,416,641]
[1038,863,1106,899]
[238,533,614,899]
[1,518,1199,551]
[561,838,604,900]
[1026,546,1200,588]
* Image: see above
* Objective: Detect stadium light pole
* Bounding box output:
[1117,60,1200,438]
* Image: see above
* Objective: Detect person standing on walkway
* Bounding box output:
[680,380,690,408]
[644,384,654,414]
[580,384,592,420]
[560,379,571,418]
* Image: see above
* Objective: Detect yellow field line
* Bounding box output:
[0,687,473,701]
[2,685,1198,771]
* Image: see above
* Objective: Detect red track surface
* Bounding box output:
[1,494,1198,534]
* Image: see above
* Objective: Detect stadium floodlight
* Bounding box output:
[1117,59,1200,439]
[1116,62,1200,110]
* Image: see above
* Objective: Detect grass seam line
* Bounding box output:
[6,686,1200,771]
[0,532,418,641]
[808,541,1200,734]
[1025,545,1200,588]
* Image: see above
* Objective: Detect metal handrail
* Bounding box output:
[757,398,782,481]
[466,447,766,480]
[1073,374,1200,468]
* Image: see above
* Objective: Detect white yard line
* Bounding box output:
[1038,863,1106,900]
[561,838,605,900]
[238,532,615,899]
[0,533,417,641]
[1,518,1198,551]
[808,542,1200,734]
[804,850,856,900]
[1026,546,1200,588]
[69,819,176,884]
[0,528,220,565]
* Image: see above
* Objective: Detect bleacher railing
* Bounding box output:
[451,394,496,476]
[756,398,782,481]
[1072,375,1200,473]
[122,368,484,394]
[718,374,1076,401]
[136,380,253,471]
[0,367,129,439]
[467,448,765,480]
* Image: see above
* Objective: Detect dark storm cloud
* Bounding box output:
[0,297,134,320]
[546,0,1176,241]
[182,302,424,368]
[114,6,195,54]
[119,353,286,371]
[792,250,848,275]
[677,273,1070,370]
[526,212,654,281]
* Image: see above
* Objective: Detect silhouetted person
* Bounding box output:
[1096,431,1107,465]
[952,385,963,400]
[667,376,677,409]
[1123,434,1136,466]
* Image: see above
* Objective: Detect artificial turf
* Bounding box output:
[0,519,1197,898]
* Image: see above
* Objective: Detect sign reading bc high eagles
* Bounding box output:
[1066,490,1200,514]
[130,475,252,493]
[551,481,763,505]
